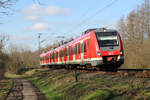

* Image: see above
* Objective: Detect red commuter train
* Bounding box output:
[40,28,124,70]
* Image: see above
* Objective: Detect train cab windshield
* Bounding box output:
[96,32,119,47]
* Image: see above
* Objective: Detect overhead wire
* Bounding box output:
[67,0,120,34]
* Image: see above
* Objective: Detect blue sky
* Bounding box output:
[0,0,143,51]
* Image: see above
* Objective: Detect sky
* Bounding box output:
[0,0,143,51]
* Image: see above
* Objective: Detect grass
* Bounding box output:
[27,76,63,100]
[24,69,150,100]
[83,89,111,100]
[0,79,13,100]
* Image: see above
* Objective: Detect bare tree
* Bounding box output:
[0,33,9,80]
[117,0,150,68]
[0,0,18,16]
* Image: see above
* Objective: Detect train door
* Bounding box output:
[81,40,84,64]
[58,50,60,64]
[79,43,81,60]
[56,52,58,63]
[83,40,88,59]
[74,43,78,64]
[44,56,46,64]
[77,42,81,61]
[73,44,75,63]
[52,52,54,64]
[62,48,64,64]
[59,50,62,64]
[64,47,67,64]
[69,46,71,61]
[54,52,56,64]
[48,53,50,64]
[67,46,69,64]
[70,46,73,61]
[50,53,52,64]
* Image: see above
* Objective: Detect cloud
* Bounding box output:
[23,4,70,22]
[25,15,43,22]
[24,22,49,31]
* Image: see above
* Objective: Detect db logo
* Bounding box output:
[108,52,113,55]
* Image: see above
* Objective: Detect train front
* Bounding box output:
[94,28,124,70]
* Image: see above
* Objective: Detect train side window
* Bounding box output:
[60,51,61,57]
[55,53,56,59]
[78,44,81,54]
[61,51,63,57]
[81,43,83,53]
[64,50,65,57]
[75,45,77,54]
[68,48,70,56]
[73,45,75,55]
[87,39,89,48]
[65,48,67,57]
[56,53,58,59]
[84,41,87,52]
[71,47,73,55]
[61,50,63,57]
[69,47,71,56]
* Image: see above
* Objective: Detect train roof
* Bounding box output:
[83,28,117,35]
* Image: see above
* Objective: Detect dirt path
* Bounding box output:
[6,78,46,100]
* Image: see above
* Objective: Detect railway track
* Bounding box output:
[37,65,150,79]
[43,66,150,78]
[82,68,150,78]
[6,78,46,100]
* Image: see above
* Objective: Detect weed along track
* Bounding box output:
[6,78,46,100]
[65,66,150,78]
[46,66,150,78]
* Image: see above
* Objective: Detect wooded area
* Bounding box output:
[117,0,150,68]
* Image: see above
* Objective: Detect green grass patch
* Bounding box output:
[83,89,112,100]
[24,69,150,100]
[0,79,13,100]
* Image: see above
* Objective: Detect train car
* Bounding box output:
[40,28,124,70]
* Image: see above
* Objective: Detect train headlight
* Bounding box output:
[97,52,101,56]
[120,51,123,55]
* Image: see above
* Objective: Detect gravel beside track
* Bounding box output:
[6,78,46,100]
